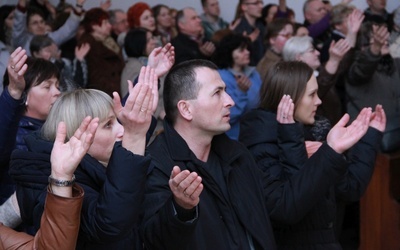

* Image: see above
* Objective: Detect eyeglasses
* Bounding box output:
[244,1,263,6]
[301,47,316,54]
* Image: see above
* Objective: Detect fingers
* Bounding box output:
[54,121,67,145]
[124,68,146,112]
[73,116,92,139]
[331,39,351,57]
[355,107,372,125]
[169,169,202,200]
[349,108,371,135]
[369,104,386,132]
[149,46,162,58]
[373,25,390,44]
[374,104,386,124]
[329,40,336,49]
[137,66,146,88]
[82,118,99,150]
[9,47,28,75]
[277,95,294,123]
[112,91,123,114]
[170,166,181,179]
[334,113,350,128]
[162,43,172,54]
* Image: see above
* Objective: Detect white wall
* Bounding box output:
[2,0,399,24]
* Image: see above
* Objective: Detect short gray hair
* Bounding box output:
[282,36,314,61]
[41,89,113,141]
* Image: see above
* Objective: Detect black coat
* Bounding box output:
[171,33,210,65]
[9,132,150,249]
[239,108,382,249]
[141,120,353,250]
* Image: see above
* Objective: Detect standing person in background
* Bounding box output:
[303,0,331,49]
[233,0,265,65]
[321,7,364,63]
[346,22,400,152]
[79,8,124,96]
[121,28,157,97]
[172,7,215,64]
[126,2,162,50]
[212,33,261,140]
[364,0,393,31]
[127,2,156,32]
[256,18,293,82]
[153,4,177,45]
[260,4,278,27]
[30,35,90,89]
[12,0,85,56]
[200,0,229,40]
[0,5,15,50]
[389,6,400,58]
[108,9,128,45]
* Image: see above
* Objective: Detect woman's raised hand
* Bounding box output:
[112,66,158,155]
[7,47,28,100]
[50,116,98,197]
[277,95,295,124]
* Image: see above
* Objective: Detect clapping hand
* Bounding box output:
[243,28,260,42]
[370,25,390,55]
[75,43,91,61]
[235,74,252,92]
[199,41,216,57]
[169,166,203,210]
[369,104,386,132]
[327,108,371,154]
[328,39,351,62]
[112,66,158,155]
[148,43,175,78]
[346,9,364,47]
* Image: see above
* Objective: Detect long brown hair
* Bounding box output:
[259,61,313,112]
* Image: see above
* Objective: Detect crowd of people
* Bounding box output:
[0,0,398,249]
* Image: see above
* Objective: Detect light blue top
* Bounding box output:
[218,66,262,140]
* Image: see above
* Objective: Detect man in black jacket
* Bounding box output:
[171,7,215,65]
[140,59,372,250]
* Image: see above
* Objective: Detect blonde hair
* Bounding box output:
[41,89,113,141]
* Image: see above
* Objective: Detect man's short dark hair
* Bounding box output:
[164,59,218,124]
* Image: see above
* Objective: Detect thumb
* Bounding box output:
[334,113,350,128]
[170,166,181,179]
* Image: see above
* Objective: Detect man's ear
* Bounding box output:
[177,20,185,32]
[32,51,39,58]
[295,53,302,61]
[177,100,193,121]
